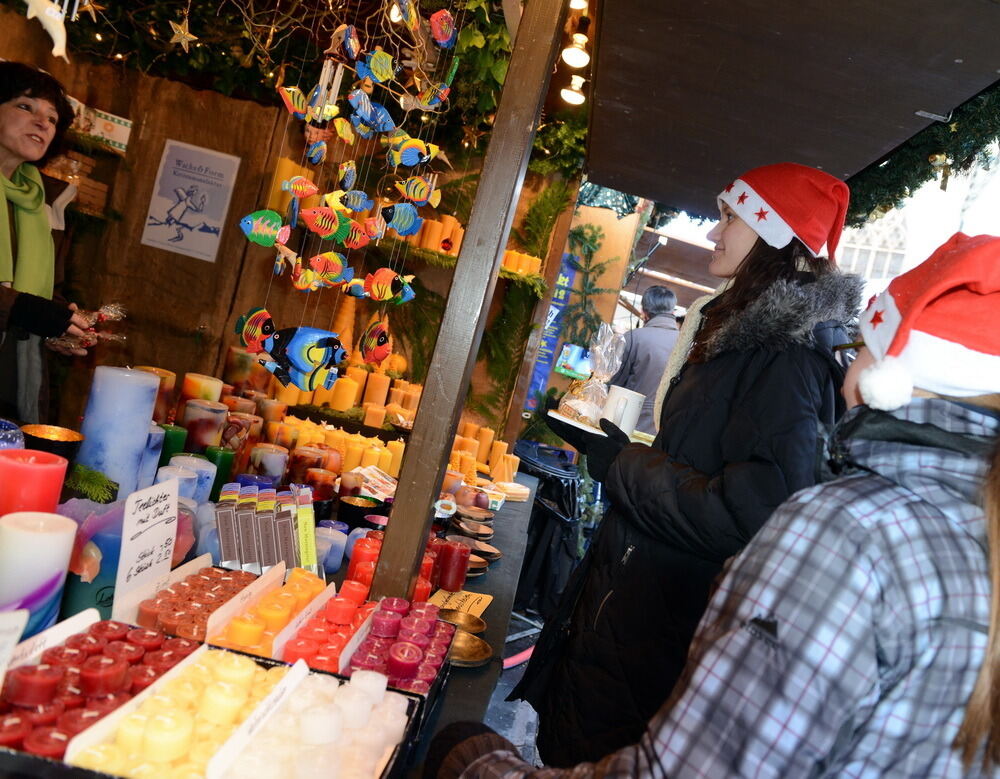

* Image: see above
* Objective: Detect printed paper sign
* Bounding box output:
[429,590,494,617]
[141,139,241,263]
[111,480,178,623]
[0,610,28,690]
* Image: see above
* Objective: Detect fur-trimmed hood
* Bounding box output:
[698,272,864,360]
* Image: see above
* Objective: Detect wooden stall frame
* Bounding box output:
[371,0,569,598]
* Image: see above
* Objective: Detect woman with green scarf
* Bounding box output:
[0,62,90,423]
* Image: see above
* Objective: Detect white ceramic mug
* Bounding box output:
[601,386,645,435]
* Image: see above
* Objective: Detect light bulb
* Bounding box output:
[389,3,402,22]
[560,33,590,69]
[560,75,586,105]
[569,0,588,8]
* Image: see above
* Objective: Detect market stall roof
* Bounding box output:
[586,1,1000,217]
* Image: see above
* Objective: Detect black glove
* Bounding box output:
[586,418,630,482]
[543,409,607,454]
[8,292,73,338]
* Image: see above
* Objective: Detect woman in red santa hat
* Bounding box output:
[520,163,864,764]
[430,231,1000,778]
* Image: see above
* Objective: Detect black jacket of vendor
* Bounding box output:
[511,271,863,767]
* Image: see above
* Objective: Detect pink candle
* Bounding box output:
[0,450,68,514]
[399,615,432,635]
[371,611,402,639]
[398,629,431,650]
[386,641,423,678]
[380,597,410,616]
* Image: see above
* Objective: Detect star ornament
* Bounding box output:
[169,17,198,53]
[77,0,106,22]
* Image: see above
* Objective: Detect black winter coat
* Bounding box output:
[511,272,863,767]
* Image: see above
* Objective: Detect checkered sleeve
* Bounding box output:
[459,479,885,779]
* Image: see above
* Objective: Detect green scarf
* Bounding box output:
[0,163,55,299]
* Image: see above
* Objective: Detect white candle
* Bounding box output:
[168,455,217,505]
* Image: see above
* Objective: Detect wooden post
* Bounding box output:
[371,0,568,598]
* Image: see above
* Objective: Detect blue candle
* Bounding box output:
[235,473,275,488]
[136,423,165,490]
[76,367,159,497]
[155,465,198,499]
[169,455,217,504]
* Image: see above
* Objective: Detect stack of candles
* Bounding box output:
[0,620,197,761]
[445,419,519,486]
[69,649,289,775]
[501,249,543,276]
[135,566,256,642]
[404,212,465,258]
[209,568,327,657]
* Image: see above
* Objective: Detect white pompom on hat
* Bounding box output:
[857,232,1000,410]
[717,162,850,262]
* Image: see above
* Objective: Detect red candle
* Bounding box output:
[40,646,86,669]
[103,640,145,665]
[0,450,69,514]
[398,629,431,650]
[434,622,456,641]
[53,681,84,710]
[299,626,330,644]
[370,612,402,639]
[0,713,31,749]
[347,540,380,581]
[3,665,64,706]
[324,597,357,625]
[16,700,65,726]
[400,615,432,636]
[129,666,160,693]
[411,603,440,620]
[283,638,319,665]
[411,577,432,602]
[380,597,410,616]
[126,628,164,651]
[157,608,189,636]
[143,650,181,673]
[437,541,470,592]
[354,561,376,586]
[349,651,384,672]
[84,691,130,715]
[22,726,70,759]
[79,655,128,697]
[415,663,439,684]
[88,620,130,642]
[163,638,199,657]
[399,679,430,696]
[65,633,106,657]
[386,641,423,679]
[56,707,103,736]
[419,554,434,581]
[310,648,341,673]
[339,579,369,606]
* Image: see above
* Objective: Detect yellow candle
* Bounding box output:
[420,219,444,252]
[360,445,382,468]
[255,596,292,632]
[476,427,496,464]
[226,613,266,647]
[401,390,420,412]
[527,255,543,275]
[324,427,346,450]
[455,435,478,455]
[329,377,359,411]
[345,367,368,405]
[283,581,313,611]
[274,381,300,405]
[116,711,150,754]
[212,651,258,689]
[73,744,127,774]
[142,711,195,763]
[388,388,405,406]
[343,442,364,472]
[313,384,333,407]
[377,448,393,473]
[387,439,405,478]
[450,226,465,257]
[363,405,387,428]
[395,379,411,392]
[363,372,391,406]
[459,453,476,478]
[489,440,508,467]
[460,421,480,440]
[298,388,315,405]
[439,213,459,239]
[197,681,247,726]
[449,450,461,470]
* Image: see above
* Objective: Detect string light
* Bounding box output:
[560,75,586,105]
[94,32,103,41]
[388,2,402,23]
[561,33,590,68]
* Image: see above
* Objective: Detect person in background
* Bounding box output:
[526,163,862,765]
[0,62,91,423]
[607,285,679,436]
[429,231,1000,778]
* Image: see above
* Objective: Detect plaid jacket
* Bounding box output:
[458,399,998,778]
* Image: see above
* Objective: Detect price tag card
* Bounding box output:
[429,590,494,617]
[111,480,178,624]
[0,609,28,690]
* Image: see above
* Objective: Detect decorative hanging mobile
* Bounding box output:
[235,307,348,391]
[280,175,320,228]
[395,174,441,207]
[274,246,356,293]
[239,209,290,247]
[23,0,70,60]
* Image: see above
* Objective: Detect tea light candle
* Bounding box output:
[175,373,224,423]
[182,399,228,453]
[79,655,128,696]
[135,367,176,425]
[157,424,188,468]
[345,367,368,405]
[22,726,70,759]
[4,664,64,705]
[155,465,197,499]
[339,579,369,606]
[0,449,68,515]
[283,638,319,665]
[329,377,358,412]
[169,455,217,504]
[142,710,194,762]
[256,598,292,632]
[386,641,423,678]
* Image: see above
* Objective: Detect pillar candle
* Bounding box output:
[377,448,393,474]
[134,367,176,425]
[454,435,478,455]
[205,446,235,501]
[363,405,386,429]
[342,442,364,472]
[136,424,165,491]
[363,372,391,407]
[220,383,234,399]
[298,388,315,406]
[0,450,68,514]
[257,399,287,423]
[526,255,543,275]
[287,446,325,485]
[475,427,495,464]
[395,379,410,392]
[360,445,381,469]
[439,213,459,240]
[313,385,334,407]
[420,219,444,252]
[344,367,368,405]
[460,421,479,440]
[175,373,224,423]
[77,366,159,497]
[489,440,508,468]
[182,399,228,453]
[388,388,405,406]
[437,540,471,592]
[223,346,254,395]
[0,511,77,638]
[249,443,289,482]
[265,421,299,450]
[401,390,420,412]
[243,389,268,406]
[157,424,187,468]
[221,396,256,415]
[449,226,465,257]
[155,465,197,499]
[329,377,359,412]
[248,361,272,392]
[221,412,256,452]
[304,468,337,501]
[273,380,300,405]
[386,440,405,479]
[169,456,217,504]
[323,428,346,451]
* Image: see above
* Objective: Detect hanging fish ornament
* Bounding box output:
[333,118,356,146]
[359,320,392,365]
[240,210,290,248]
[281,176,320,228]
[386,134,440,167]
[25,0,69,62]
[364,268,416,303]
[393,0,420,33]
[365,215,386,241]
[235,307,347,391]
[381,203,423,237]
[416,82,451,109]
[286,251,355,292]
[340,190,374,213]
[278,86,308,120]
[430,10,458,49]
[343,278,368,298]
[355,48,397,85]
[348,92,395,138]
[327,24,362,60]
[301,207,351,242]
[342,219,374,250]
[395,176,441,208]
[339,160,357,190]
[306,141,327,165]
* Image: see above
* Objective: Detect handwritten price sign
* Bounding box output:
[112,480,178,623]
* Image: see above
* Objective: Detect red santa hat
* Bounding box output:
[717,163,850,261]
[858,232,1000,411]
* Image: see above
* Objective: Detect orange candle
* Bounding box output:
[363,405,387,428]
[460,421,479,440]
[363,372,391,407]
[329,377,358,412]
[476,427,495,464]
[386,440,405,478]
[345,367,368,405]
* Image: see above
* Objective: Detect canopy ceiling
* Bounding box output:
[586,1,1000,217]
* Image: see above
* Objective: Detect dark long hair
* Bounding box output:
[0,62,75,168]
[688,237,833,362]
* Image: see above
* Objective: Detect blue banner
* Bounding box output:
[523,254,577,411]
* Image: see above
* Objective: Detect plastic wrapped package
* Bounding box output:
[557,323,626,427]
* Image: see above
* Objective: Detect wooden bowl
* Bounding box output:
[438,609,487,634]
[448,630,493,667]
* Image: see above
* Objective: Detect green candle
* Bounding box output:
[158,424,187,468]
[205,446,235,502]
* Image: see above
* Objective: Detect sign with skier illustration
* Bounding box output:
[141,139,241,263]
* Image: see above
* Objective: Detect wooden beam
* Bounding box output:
[371,0,569,599]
